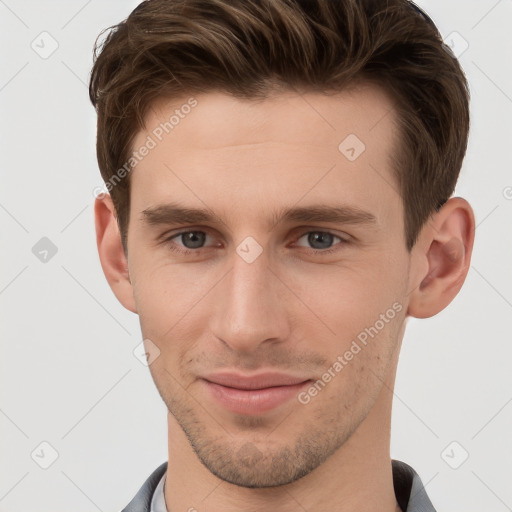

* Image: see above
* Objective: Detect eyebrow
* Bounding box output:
[141,201,378,230]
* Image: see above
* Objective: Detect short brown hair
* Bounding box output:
[89,0,470,254]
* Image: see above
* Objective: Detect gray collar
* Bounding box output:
[120,458,436,512]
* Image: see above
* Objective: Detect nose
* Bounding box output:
[209,246,291,354]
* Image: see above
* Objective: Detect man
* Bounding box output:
[89,0,475,511]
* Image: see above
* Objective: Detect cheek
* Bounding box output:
[286,259,407,397]
[130,259,207,344]
[287,259,405,340]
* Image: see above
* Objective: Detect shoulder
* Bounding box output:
[392,459,437,512]
[120,461,168,512]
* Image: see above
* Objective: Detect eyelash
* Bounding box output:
[161,229,350,256]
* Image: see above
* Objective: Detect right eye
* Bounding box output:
[162,229,220,254]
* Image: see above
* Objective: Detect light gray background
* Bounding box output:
[0,1,511,511]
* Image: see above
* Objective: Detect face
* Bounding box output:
[125,85,412,487]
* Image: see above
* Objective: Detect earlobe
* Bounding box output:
[407,197,475,319]
[94,194,137,314]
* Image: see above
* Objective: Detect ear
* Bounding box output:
[94,194,137,314]
[407,197,475,319]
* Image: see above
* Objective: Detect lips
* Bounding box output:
[200,372,312,415]
[201,371,311,390]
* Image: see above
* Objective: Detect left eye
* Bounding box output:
[294,231,346,252]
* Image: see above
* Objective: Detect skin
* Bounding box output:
[95,83,475,512]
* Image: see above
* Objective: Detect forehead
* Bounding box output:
[143,83,396,153]
[129,84,401,227]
